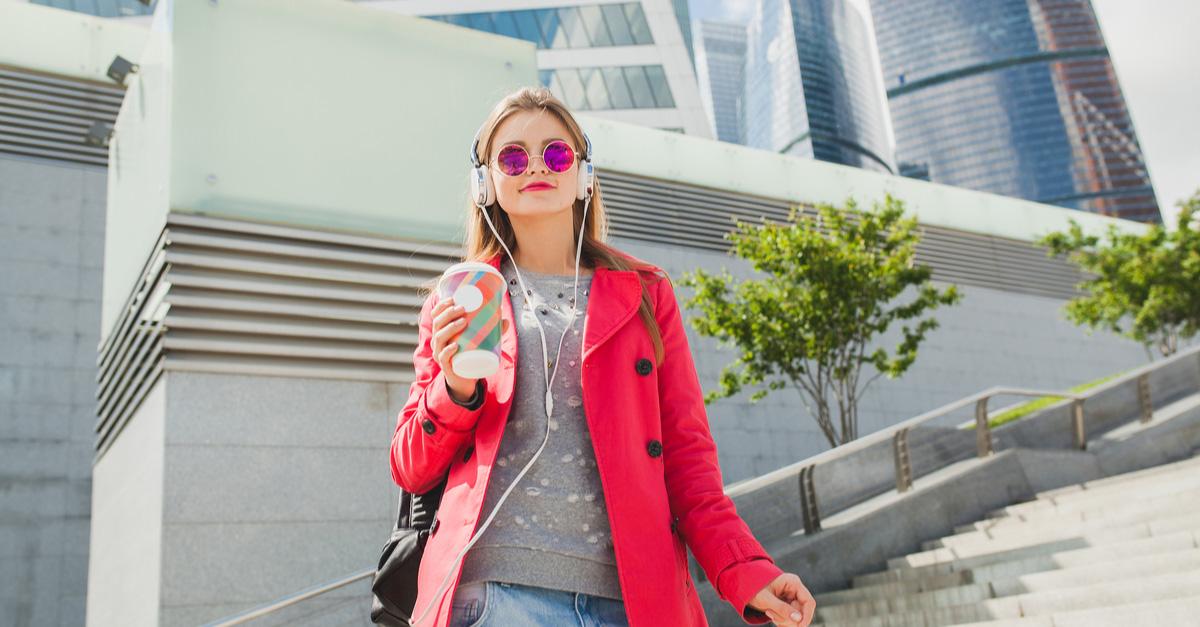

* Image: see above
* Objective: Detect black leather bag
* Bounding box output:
[370,479,446,626]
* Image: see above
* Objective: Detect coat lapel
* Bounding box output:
[478,255,640,381]
[583,266,642,360]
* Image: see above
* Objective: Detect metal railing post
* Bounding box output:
[798,465,821,535]
[893,429,913,493]
[1138,373,1154,423]
[1071,399,1087,450]
[975,397,994,458]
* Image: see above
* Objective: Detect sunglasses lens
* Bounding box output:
[543,142,575,173]
[496,145,528,176]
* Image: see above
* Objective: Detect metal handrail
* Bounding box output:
[200,567,374,627]
[728,343,1200,498]
[727,343,1200,534]
[203,343,1200,624]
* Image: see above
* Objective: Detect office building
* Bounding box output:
[692,19,747,143]
[741,0,895,173]
[871,0,1160,222]
[359,0,711,137]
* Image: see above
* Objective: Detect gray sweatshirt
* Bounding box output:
[457,259,622,600]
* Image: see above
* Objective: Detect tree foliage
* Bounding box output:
[1039,192,1200,357]
[681,196,962,447]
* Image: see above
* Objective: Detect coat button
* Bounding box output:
[422,419,436,435]
[648,440,663,458]
[635,358,653,376]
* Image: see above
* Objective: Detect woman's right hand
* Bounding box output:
[430,298,479,402]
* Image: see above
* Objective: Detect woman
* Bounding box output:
[391,87,816,627]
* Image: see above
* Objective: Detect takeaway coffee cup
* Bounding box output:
[437,262,504,379]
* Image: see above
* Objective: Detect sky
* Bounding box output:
[688,0,1200,226]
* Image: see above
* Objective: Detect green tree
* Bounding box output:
[681,196,962,448]
[1039,192,1200,358]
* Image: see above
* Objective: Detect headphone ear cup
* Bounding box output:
[471,165,495,207]
[576,161,594,200]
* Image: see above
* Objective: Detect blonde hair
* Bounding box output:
[465,87,664,364]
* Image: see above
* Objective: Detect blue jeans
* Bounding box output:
[449,581,629,627]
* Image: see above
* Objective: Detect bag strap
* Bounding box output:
[395,477,447,532]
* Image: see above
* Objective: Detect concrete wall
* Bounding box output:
[86,379,164,627]
[612,237,1151,483]
[0,154,106,627]
[150,371,405,625]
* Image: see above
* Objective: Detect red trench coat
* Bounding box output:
[391,255,782,627]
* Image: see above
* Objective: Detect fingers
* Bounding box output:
[754,574,815,627]
[430,300,466,359]
[761,596,805,627]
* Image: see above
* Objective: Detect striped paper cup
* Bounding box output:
[437,262,504,379]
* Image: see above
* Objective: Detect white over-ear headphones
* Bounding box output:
[469,125,593,208]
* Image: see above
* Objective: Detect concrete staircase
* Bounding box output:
[810,453,1200,627]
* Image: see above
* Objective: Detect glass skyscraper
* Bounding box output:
[742,0,895,173]
[871,0,1160,222]
[693,20,747,144]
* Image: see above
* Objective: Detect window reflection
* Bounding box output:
[602,68,635,109]
[644,66,675,108]
[603,4,636,46]
[623,67,658,108]
[427,4,655,50]
[30,0,153,18]
[557,7,591,48]
[537,65,676,111]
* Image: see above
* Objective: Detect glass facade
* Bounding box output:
[671,0,694,62]
[693,20,747,144]
[538,65,675,111]
[872,0,1160,222]
[30,0,153,18]
[426,3,654,49]
[742,0,895,173]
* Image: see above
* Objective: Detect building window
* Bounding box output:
[30,0,153,18]
[426,3,654,49]
[540,65,675,111]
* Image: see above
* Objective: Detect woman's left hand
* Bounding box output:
[748,573,816,627]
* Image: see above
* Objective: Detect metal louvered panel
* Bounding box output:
[598,170,1085,300]
[94,212,460,458]
[0,65,125,167]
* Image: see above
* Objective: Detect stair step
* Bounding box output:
[926,497,1200,550]
[855,529,1200,588]
[987,471,1200,523]
[943,596,1200,627]
[893,511,1200,569]
[814,583,995,622]
[959,485,1200,535]
[987,457,1200,519]
[812,569,1200,627]
[817,546,1200,620]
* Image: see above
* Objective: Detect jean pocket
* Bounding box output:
[449,582,489,627]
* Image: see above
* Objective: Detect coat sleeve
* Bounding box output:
[391,294,484,494]
[651,276,783,624]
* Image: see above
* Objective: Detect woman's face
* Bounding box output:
[488,109,578,220]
